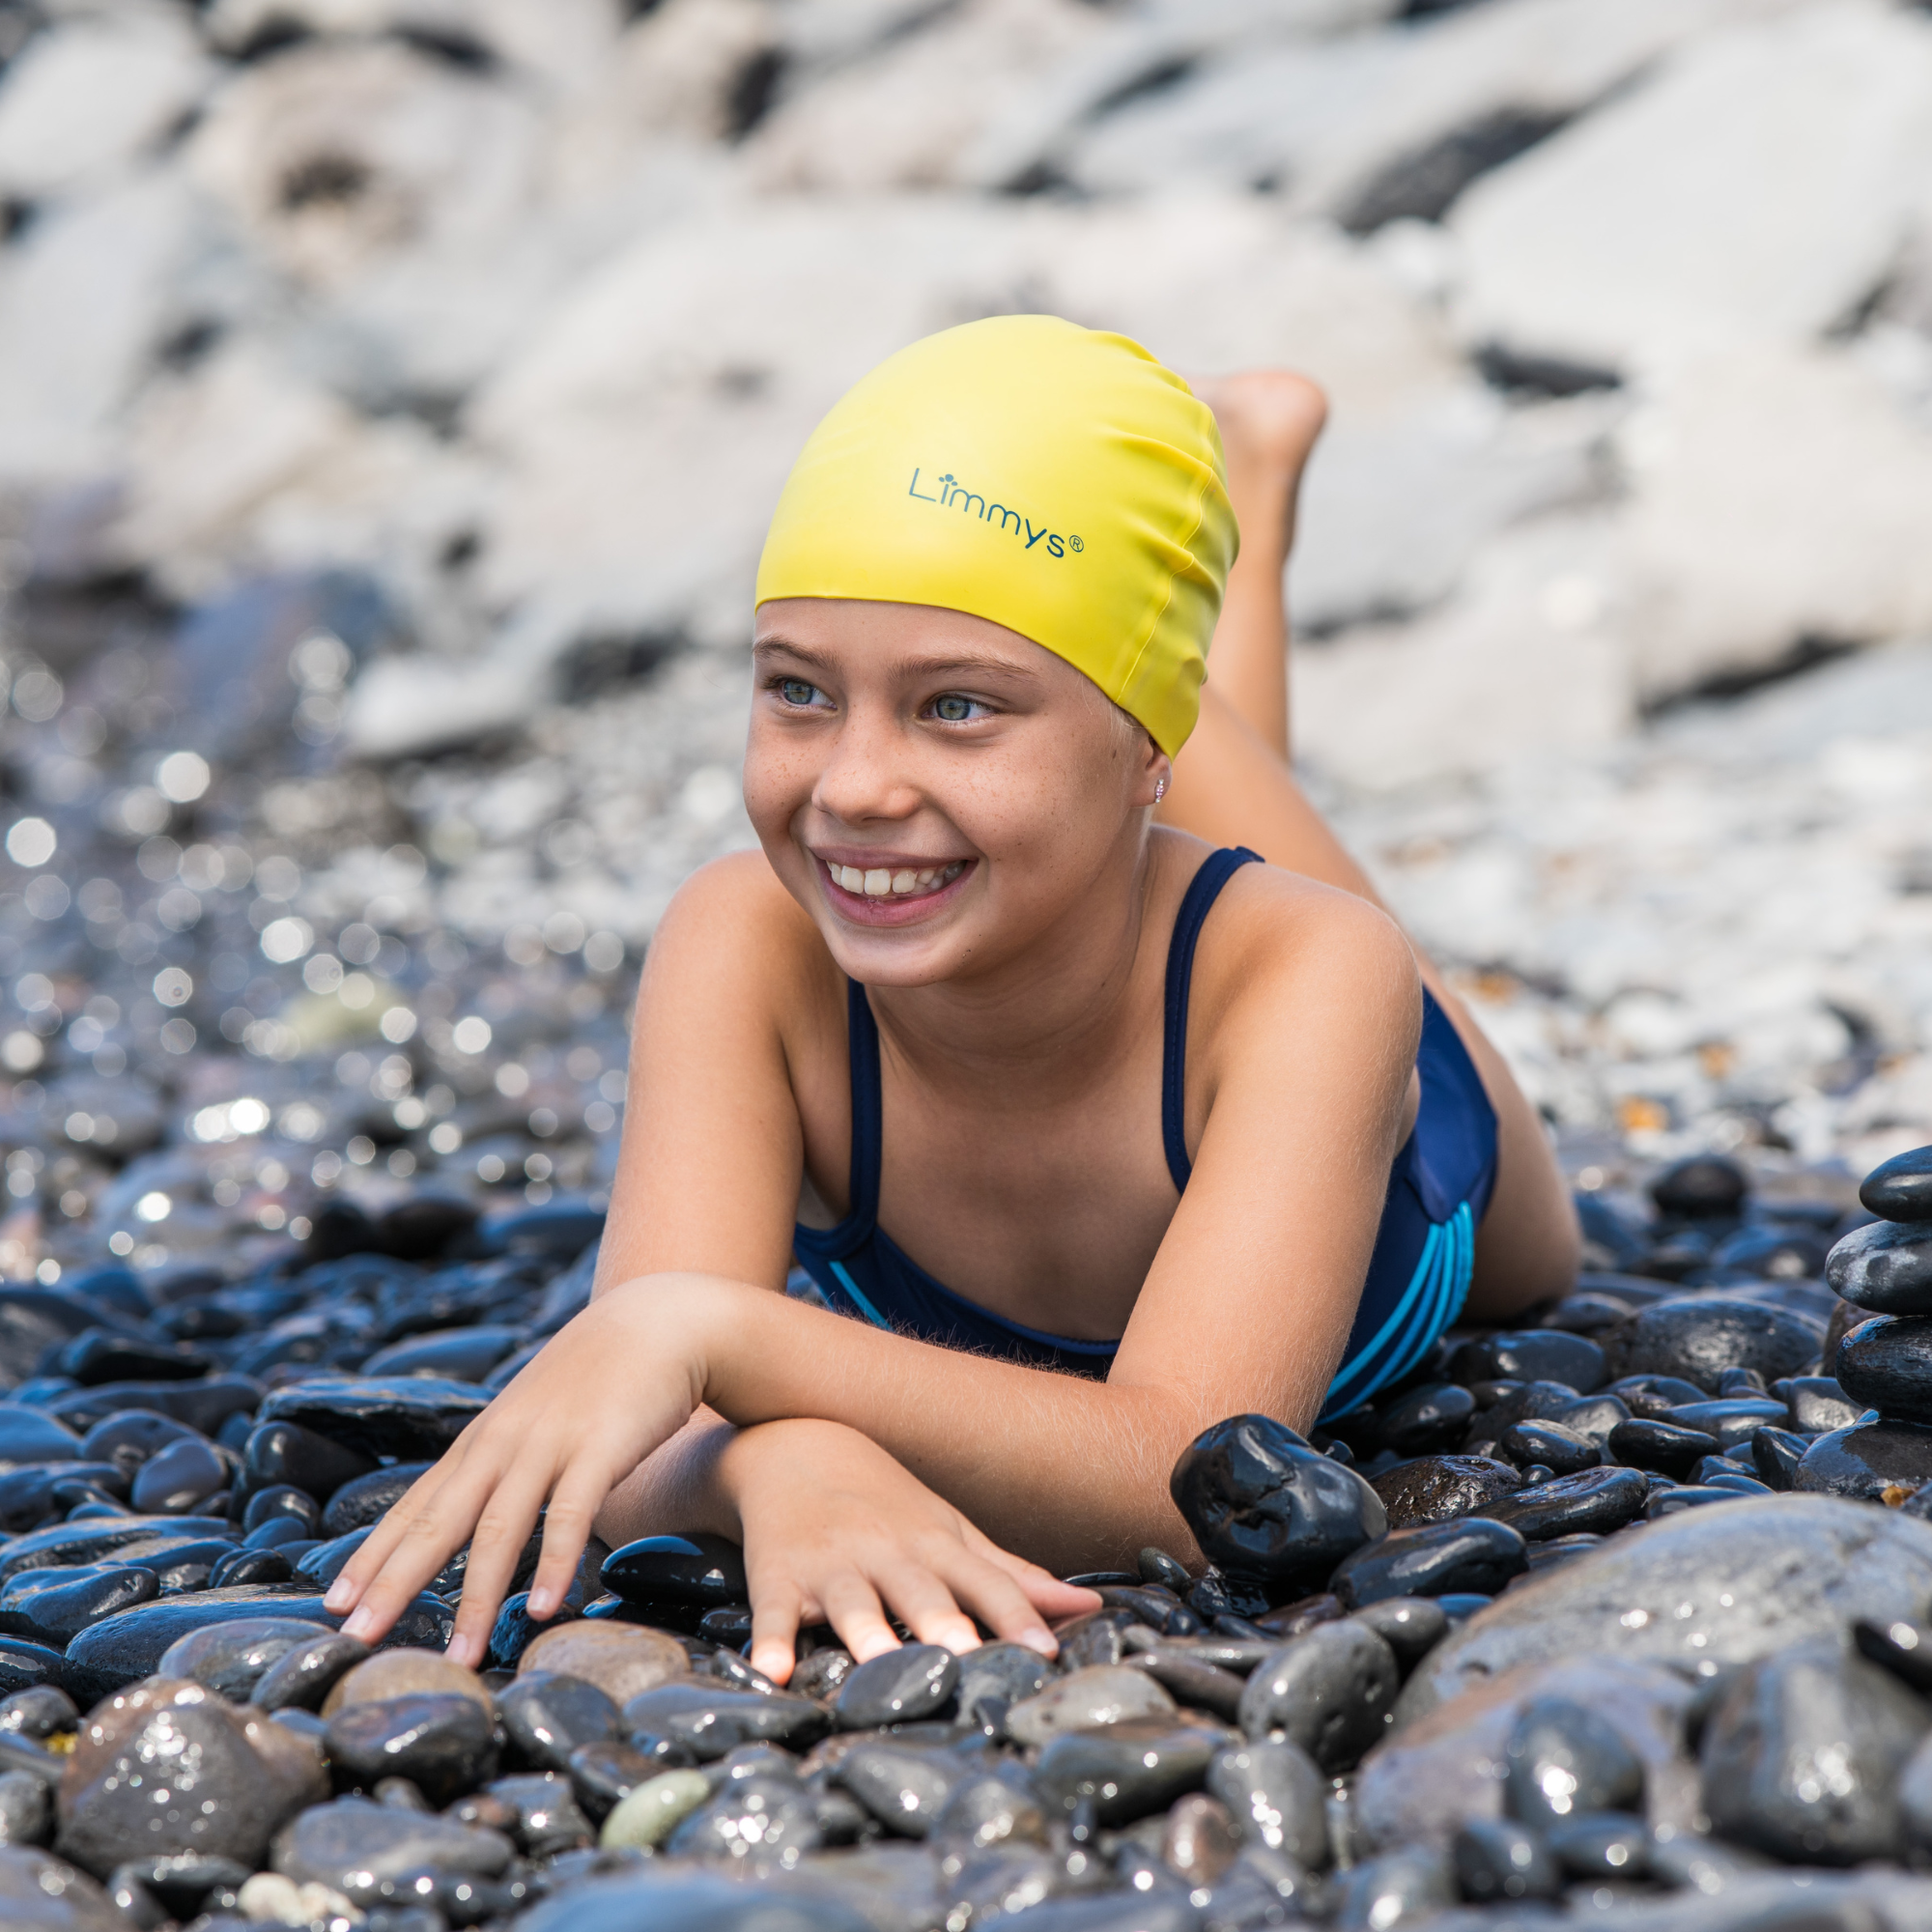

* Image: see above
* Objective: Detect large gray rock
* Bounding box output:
[0,1847,127,1931]
[1355,1655,1694,1853]
[1395,1496,1932,1723]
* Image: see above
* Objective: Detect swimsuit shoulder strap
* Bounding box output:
[1161,845,1264,1192]
[842,978,884,1233]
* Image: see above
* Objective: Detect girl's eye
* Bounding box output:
[930,694,987,724]
[777,678,823,708]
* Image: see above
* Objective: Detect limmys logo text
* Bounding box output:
[908,469,1082,558]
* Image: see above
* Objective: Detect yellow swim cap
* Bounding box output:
[754,315,1236,755]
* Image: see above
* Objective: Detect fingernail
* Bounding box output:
[1019,1627,1058,1657]
[528,1589,555,1619]
[341,1607,374,1640]
[323,1581,354,1613]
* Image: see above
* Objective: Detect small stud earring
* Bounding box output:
[1152,777,1167,805]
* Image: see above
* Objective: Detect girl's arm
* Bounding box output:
[325,858,1421,1671]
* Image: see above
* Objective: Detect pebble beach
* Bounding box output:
[4,0,1932,1924]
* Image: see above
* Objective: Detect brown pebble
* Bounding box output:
[321,1647,490,1718]
[1163,1791,1241,1885]
[516,1620,686,1704]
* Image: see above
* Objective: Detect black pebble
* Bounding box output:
[1545,1811,1650,1880]
[1348,1595,1449,1672]
[1378,1382,1476,1455]
[835,1643,959,1729]
[601,1533,748,1610]
[498,1672,621,1774]
[1499,1419,1601,1475]
[1649,1153,1748,1219]
[1795,1418,1932,1500]
[1503,1697,1643,1828]
[326,1692,499,1806]
[1860,1143,1932,1223]
[1835,1315,1932,1421]
[1606,1418,1720,1478]
[1138,1548,1192,1591]
[1749,1426,1808,1491]
[1236,1622,1398,1772]
[1330,1518,1527,1609]
[240,1421,377,1509]
[320,1463,435,1538]
[242,1485,320,1535]
[1453,1818,1561,1902]
[1481,1466,1650,1540]
[250,1632,371,1711]
[128,1436,227,1515]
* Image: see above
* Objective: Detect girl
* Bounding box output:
[327,317,1579,1680]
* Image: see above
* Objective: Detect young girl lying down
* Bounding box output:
[326,316,1579,1679]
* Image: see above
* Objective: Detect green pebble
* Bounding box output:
[599,1769,713,1850]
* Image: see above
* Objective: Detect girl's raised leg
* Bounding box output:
[1164,373,1579,1316]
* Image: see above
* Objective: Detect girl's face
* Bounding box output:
[746,599,1170,985]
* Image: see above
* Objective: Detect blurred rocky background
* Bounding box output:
[3,0,1932,1284]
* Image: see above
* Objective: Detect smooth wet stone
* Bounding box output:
[47,1378,261,1440]
[1127,1645,1246,1720]
[156,1617,329,1700]
[1796,1417,1932,1501]
[1501,1695,1644,1828]
[1650,1153,1748,1219]
[1607,1417,1720,1477]
[836,1643,959,1729]
[1499,1420,1600,1475]
[361,1322,524,1381]
[1161,1791,1239,1885]
[1033,1719,1222,1825]
[668,1774,825,1861]
[61,1586,452,1706]
[518,1619,688,1704]
[318,1463,433,1538]
[1835,1314,1932,1423]
[601,1533,747,1613]
[1349,1597,1449,1676]
[238,1421,376,1510]
[1205,1737,1326,1864]
[1544,1809,1649,1880]
[257,1378,492,1461]
[1862,1145,1932,1223]
[955,1643,1051,1726]
[0,1639,63,1700]
[1751,1425,1809,1490]
[242,1484,320,1536]
[1329,1844,1456,1929]
[1052,1607,1139,1668]
[292,1526,374,1590]
[0,1846,126,1929]
[325,1646,491,1716]
[0,1768,49,1845]
[834,1743,962,1836]
[270,1795,515,1901]
[1787,1376,1863,1433]
[250,1633,370,1711]
[1355,1655,1691,1854]
[54,1692,320,1880]
[0,1687,77,1742]
[210,1546,292,1587]
[1599,1294,1826,1394]
[1237,1623,1399,1771]
[624,1680,832,1751]
[1480,1466,1649,1541]
[1331,1519,1527,1609]
[326,1692,498,1805]
[108,1851,252,1921]
[1665,1397,1789,1449]
[1170,1414,1386,1592]
[569,1737,695,1823]
[1456,1331,1605,1393]
[520,1870,873,1932]
[1703,1636,1929,1863]
[1369,1457,1522,1532]
[1004,1665,1175,1747]
[1827,1219,1932,1317]
[1453,1817,1561,1902]
[933,1772,1046,1849]
[497,1671,620,1773]
[0,1567,156,1646]
[73,1411,194,1479]
[0,1514,233,1587]
[1377,1384,1476,1456]
[0,1409,84,1467]
[597,1766,712,1849]
[1397,1495,1932,1723]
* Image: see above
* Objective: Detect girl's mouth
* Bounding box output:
[818,857,974,923]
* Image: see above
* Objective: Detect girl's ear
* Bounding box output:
[1142,745,1173,810]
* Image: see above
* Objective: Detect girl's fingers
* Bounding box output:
[525,1463,613,1622]
[972,1541,1102,1622]
[748,1577,807,1687]
[439,1468,554,1668]
[324,1461,458,1614]
[870,1557,982,1658]
[928,1548,1060,1656]
[817,1568,903,1665]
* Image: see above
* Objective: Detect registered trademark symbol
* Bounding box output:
[1069,535,1084,552]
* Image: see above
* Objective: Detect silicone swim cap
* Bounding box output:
[754,315,1236,755]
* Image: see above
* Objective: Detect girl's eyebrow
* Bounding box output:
[753,637,1042,684]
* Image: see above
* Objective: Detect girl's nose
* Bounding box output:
[811,709,919,825]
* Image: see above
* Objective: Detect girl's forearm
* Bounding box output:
[593,1405,744,1551]
[649,1272,1209,1573]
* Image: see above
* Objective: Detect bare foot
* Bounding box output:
[1191,370,1328,561]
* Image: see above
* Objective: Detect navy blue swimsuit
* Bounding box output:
[791,847,1498,1421]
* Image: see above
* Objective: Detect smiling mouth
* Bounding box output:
[822,860,968,899]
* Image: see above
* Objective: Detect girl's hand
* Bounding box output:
[722,1417,1101,1685]
[323,1277,705,1666]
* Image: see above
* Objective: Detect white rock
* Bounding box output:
[1288,384,1609,634]
[1613,345,1932,701]
[0,13,213,201]
[0,170,210,484]
[747,0,1105,192]
[187,39,546,290]
[1292,512,1634,791]
[1065,0,1807,216]
[1451,0,1932,374]
[344,648,537,760]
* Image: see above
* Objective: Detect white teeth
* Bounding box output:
[830,860,966,897]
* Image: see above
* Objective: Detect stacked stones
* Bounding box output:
[1804,1146,1932,1505]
